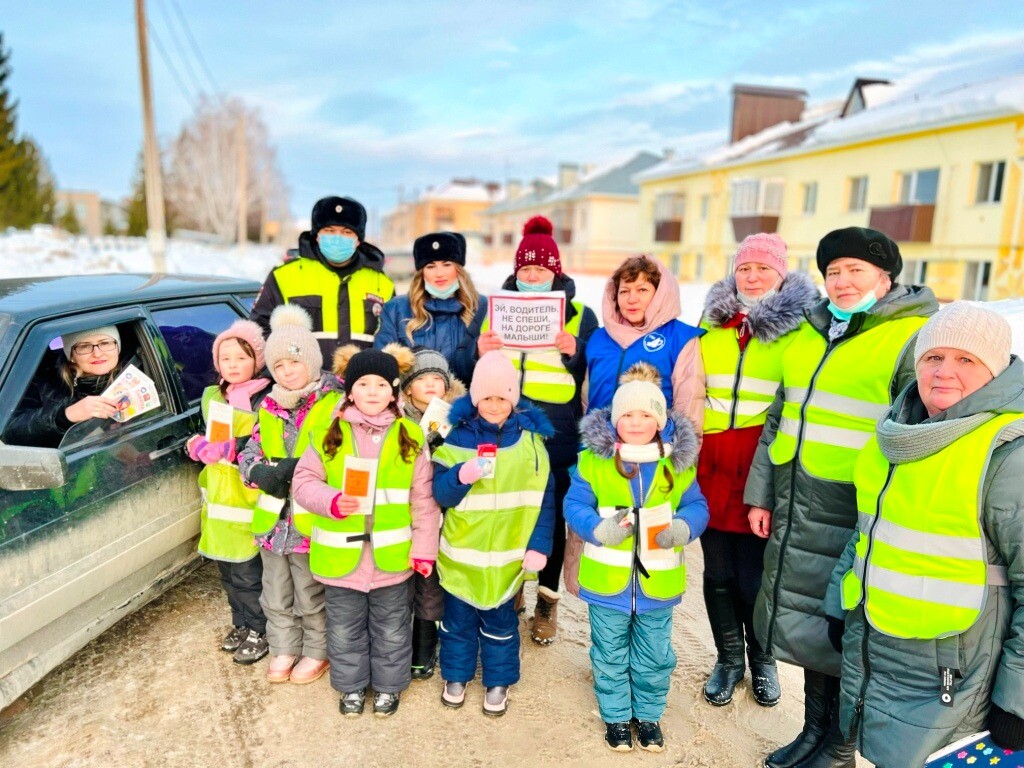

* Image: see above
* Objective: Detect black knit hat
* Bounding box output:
[413,231,466,271]
[311,196,367,241]
[816,227,903,279]
[343,348,401,396]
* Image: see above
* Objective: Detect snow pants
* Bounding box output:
[439,591,519,688]
[216,555,266,634]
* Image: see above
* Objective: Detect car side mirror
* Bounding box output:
[0,443,68,490]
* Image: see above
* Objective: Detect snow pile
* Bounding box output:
[0,225,282,283]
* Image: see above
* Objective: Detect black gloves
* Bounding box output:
[826,615,845,654]
[249,458,299,498]
[989,704,1024,751]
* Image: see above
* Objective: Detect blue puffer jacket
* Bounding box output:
[432,395,557,557]
[564,408,709,614]
[374,294,486,384]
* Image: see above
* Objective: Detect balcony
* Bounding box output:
[868,204,935,242]
[730,215,779,241]
[557,228,572,245]
[654,220,682,242]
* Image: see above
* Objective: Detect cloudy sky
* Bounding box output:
[5,1,1023,227]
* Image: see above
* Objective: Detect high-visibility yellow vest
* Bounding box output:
[768,317,926,481]
[306,419,421,580]
[197,387,261,562]
[273,258,395,346]
[576,450,691,600]
[700,322,795,434]
[433,432,550,610]
[249,393,340,537]
[481,301,585,405]
[841,413,1022,639]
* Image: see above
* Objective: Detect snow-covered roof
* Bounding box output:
[636,49,1024,184]
[419,180,501,203]
[545,151,664,203]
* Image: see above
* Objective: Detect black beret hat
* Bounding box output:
[311,196,367,241]
[816,227,902,279]
[413,231,467,271]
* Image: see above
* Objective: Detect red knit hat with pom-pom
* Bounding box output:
[514,216,562,276]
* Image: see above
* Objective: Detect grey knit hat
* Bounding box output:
[401,348,452,391]
[264,304,323,383]
[914,301,1012,376]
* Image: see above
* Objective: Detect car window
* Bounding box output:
[239,294,256,313]
[152,303,243,402]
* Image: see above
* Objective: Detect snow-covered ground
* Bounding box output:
[2,226,1022,357]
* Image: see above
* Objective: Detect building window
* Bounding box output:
[797,255,813,274]
[700,195,710,221]
[847,176,868,212]
[976,161,1006,204]
[802,182,818,215]
[899,168,939,204]
[963,261,992,301]
[901,259,928,285]
[434,206,455,228]
[654,192,685,242]
[730,178,784,216]
[501,232,514,246]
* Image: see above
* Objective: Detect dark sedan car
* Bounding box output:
[0,273,260,709]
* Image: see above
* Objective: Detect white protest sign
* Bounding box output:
[488,290,566,352]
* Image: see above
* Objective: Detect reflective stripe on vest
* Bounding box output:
[840,413,1023,639]
[481,301,585,404]
[575,450,692,600]
[307,419,421,580]
[249,393,341,537]
[700,322,795,434]
[197,386,261,562]
[433,432,550,610]
[273,258,394,346]
[768,317,926,481]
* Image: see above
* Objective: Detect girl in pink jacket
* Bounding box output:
[292,344,440,719]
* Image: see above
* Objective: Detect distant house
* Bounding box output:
[480,151,664,274]
[635,51,1024,301]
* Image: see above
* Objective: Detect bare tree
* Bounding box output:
[165,96,289,241]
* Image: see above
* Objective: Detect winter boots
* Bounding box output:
[531,586,559,644]
[703,578,746,706]
[744,612,781,707]
[763,670,854,768]
[411,618,439,680]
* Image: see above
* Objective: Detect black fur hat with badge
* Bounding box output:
[413,231,467,271]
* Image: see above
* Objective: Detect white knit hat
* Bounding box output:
[611,362,667,430]
[62,325,121,359]
[914,301,1012,376]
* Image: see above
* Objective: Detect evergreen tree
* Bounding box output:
[0,35,55,228]
[126,151,148,236]
[57,202,81,234]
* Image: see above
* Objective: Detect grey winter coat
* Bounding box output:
[821,357,1024,767]
[743,284,939,676]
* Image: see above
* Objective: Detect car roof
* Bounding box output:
[0,273,261,322]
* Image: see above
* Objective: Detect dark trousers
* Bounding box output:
[324,581,413,694]
[216,556,266,634]
[538,466,571,592]
[439,592,520,688]
[413,568,444,622]
[700,527,767,609]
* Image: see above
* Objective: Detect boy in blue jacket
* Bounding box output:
[565,363,708,752]
[432,351,555,716]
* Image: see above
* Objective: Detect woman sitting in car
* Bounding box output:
[6,325,131,448]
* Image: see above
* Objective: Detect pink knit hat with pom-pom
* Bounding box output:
[514,216,562,276]
[213,319,266,374]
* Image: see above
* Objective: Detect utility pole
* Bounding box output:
[134,0,167,272]
[236,114,247,248]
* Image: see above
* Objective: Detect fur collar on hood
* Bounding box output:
[702,271,820,344]
[447,393,555,438]
[601,259,681,349]
[578,407,698,475]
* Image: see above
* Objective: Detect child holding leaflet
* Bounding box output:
[186,320,271,659]
[432,350,556,717]
[237,305,341,681]
[564,363,708,752]
[292,345,441,718]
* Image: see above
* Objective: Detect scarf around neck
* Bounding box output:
[269,378,320,410]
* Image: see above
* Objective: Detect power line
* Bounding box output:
[168,0,222,98]
[147,20,196,107]
[153,0,206,100]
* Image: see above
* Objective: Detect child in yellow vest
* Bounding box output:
[186,319,271,659]
[564,363,708,752]
[292,345,441,718]
[237,305,342,682]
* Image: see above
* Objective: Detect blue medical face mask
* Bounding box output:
[516,278,553,293]
[425,279,460,299]
[827,287,880,321]
[318,233,357,264]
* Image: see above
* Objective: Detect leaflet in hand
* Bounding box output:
[638,503,676,564]
[206,400,234,442]
[419,396,452,439]
[342,456,378,515]
[101,364,160,423]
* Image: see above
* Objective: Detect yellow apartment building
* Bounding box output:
[480,152,664,274]
[635,55,1024,301]
[378,178,501,256]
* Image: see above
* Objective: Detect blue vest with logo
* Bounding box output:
[586,320,704,411]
